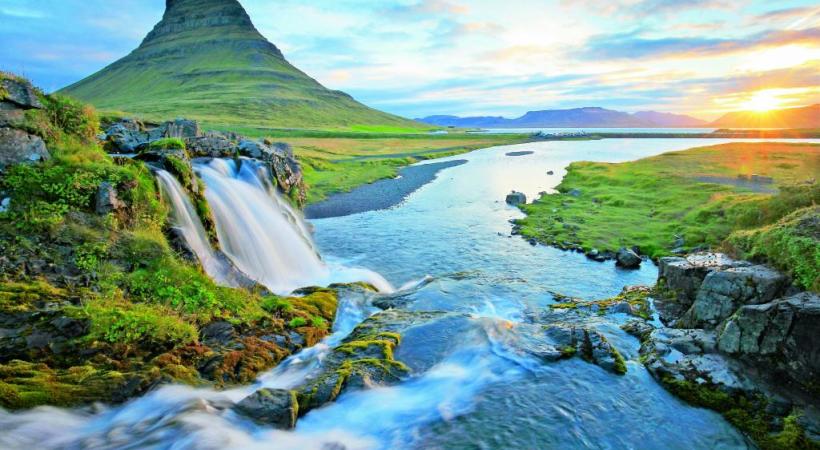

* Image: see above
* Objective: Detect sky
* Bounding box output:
[1,0,819,120]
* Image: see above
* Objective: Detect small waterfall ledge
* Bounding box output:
[159,157,392,295]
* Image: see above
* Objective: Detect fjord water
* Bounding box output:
[6,138,818,449]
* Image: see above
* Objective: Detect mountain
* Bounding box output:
[632,111,707,127]
[418,115,508,127]
[60,0,421,130]
[418,107,705,128]
[710,104,820,129]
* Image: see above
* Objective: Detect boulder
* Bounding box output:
[509,322,627,374]
[95,182,125,214]
[199,321,236,346]
[506,191,526,205]
[233,388,298,429]
[0,101,25,128]
[658,253,750,308]
[1,78,43,109]
[679,265,788,329]
[186,132,236,158]
[615,247,641,268]
[103,119,148,153]
[717,291,820,388]
[640,327,753,393]
[162,118,200,139]
[0,128,50,171]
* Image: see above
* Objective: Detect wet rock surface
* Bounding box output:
[635,252,820,444]
[233,388,298,429]
[615,247,641,268]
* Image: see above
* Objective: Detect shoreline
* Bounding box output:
[304,159,467,219]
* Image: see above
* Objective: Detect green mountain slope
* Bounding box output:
[60,0,422,130]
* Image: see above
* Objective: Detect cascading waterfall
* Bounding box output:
[182,158,392,294]
[155,169,237,287]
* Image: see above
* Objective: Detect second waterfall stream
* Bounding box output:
[158,157,392,294]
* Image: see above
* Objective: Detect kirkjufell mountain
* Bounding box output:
[61,0,420,129]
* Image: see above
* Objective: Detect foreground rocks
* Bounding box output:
[233,388,298,429]
[631,252,820,445]
[0,77,49,172]
[506,191,527,205]
[101,118,306,204]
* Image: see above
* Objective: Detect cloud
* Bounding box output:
[559,0,733,18]
[582,27,820,60]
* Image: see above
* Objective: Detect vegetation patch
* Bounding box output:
[662,377,819,450]
[517,143,819,290]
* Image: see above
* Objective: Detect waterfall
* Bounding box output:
[155,169,236,286]
[188,158,392,294]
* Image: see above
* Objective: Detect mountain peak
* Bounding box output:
[61,0,419,129]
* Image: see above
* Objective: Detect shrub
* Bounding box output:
[44,94,99,144]
[288,317,307,328]
[261,296,293,314]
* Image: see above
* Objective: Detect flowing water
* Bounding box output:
[194,158,392,294]
[3,138,818,449]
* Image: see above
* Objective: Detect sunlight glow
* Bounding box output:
[742,90,783,112]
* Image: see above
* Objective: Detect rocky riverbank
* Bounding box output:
[624,253,819,449]
[0,73,369,409]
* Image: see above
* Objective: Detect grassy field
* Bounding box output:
[516,142,819,290]
[274,133,530,203]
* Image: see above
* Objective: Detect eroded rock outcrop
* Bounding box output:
[0,78,49,172]
[101,118,306,204]
[638,252,820,445]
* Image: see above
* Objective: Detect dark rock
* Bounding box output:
[585,248,607,262]
[50,317,90,338]
[1,78,43,109]
[567,188,582,197]
[95,181,125,214]
[102,119,148,153]
[0,128,50,171]
[547,170,554,175]
[505,191,526,205]
[658,253,750,308]
[0,101,25,128]
[234,388,298,429]
[162,118,200,139]
[717,291,820,389]
[680,265,788,329]
[615,247,641,268]
[200,321,236,346]
[186,132,236,157]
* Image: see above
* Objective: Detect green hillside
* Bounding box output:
[60,0,423,131]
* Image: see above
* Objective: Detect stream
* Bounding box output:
[2,138,818,449]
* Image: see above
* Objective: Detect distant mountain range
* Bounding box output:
[61,0,421,130]
[710,104,819,129]
[418,107,706,128]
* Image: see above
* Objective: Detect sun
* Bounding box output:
[742,90,782,112]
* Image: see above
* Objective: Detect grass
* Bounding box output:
[276,134,529,203]
[516,143,819,289]
[0,75,355,408]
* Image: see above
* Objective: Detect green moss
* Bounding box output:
[611,347,628,375]
[662,377,819,449]
[288,317,307,328]
[0,360,127,409]
[149,137,186,151]
[727,206,819,291]
[550,286,652,319]
[76,299,198,347]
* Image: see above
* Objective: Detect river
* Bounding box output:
[3,138,818,449]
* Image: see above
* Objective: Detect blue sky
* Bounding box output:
[1,0,818,119]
